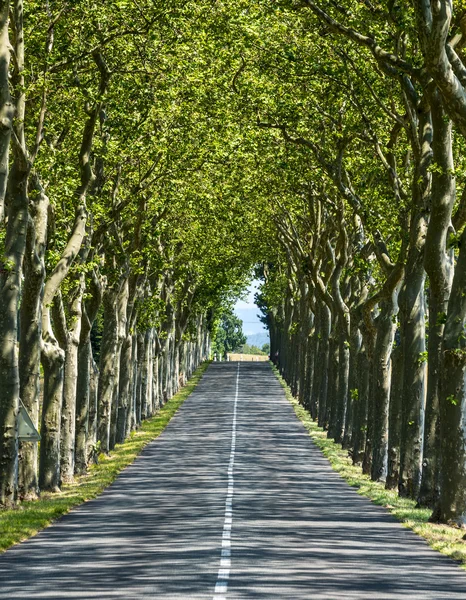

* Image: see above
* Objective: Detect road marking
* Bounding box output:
[213,362,239,599]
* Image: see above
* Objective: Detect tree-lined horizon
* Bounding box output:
[1,0,466,528]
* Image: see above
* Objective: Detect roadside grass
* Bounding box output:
[0,361,210,553]
[271,364,466,568]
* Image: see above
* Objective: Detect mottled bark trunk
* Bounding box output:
[371,293,398,482]
[362,331,376,476]
[109,364,120,450]
[116,332,132,444]
[309,326,319,419]
[399,257,427,499]
[151,350,159,415]
[158,350,165,406]
[39,208,87,491]
[60,277,84,483]
[317,304,331,428]
[326,330,339,436]
[163,325,175,401]
[97,286,119,453]
[141,330,151,420]
[334,329,349,444]
[0,0,13,221]
[17,180,48,500]
[342,326,361,449]
[129,333,139,432]
[422,95,459,522]
[0,10,27,501]
[418,290,444,506]
[75,271,102,474]
[86,355,99,463]
[386,341,403,489]
[436,227,466,524]
[173,340,181,396]
[75,338,91,474]
[39,341,64,492]
[352,345,370,465]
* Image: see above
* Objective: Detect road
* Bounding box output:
[1,362,465,599]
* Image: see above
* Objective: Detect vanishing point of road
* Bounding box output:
[1,362,465,599]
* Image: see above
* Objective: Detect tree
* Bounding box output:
[213,309,247,358]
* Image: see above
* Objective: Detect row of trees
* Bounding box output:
[244,0,466,525]
[0,1,263,507]
[3,0,466,529]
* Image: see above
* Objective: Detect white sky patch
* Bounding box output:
[234,280,268,337]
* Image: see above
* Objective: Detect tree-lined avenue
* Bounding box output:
[1,363,465,599]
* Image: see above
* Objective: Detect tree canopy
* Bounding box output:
[1,0,466,528]
[212,309,247,359]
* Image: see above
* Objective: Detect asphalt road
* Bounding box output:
[1,362,466,599]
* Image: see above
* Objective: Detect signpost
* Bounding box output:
[18,400,40,442]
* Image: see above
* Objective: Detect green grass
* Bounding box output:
[271,364,466,568]
[0,361,210,552]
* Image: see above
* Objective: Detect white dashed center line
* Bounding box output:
[213,362,240,599]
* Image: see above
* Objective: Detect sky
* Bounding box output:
[233,279,269,338]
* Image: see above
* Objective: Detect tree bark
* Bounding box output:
[0,0,28,506]
[371,289,399,482]
[0,0,13,221]
[398,230,428,498]
[436,226,466,524]
[352,344,370,465]
[60,276,85,482]
[75,270,102,474]
[386,340,403,489]
[342,326,361,449]
[17,179,48,500]
[317,304,331,428]
[97,285,118,453]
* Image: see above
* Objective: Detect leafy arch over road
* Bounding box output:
[1,0,466,528]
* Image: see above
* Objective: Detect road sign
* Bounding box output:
[18,401,40,442]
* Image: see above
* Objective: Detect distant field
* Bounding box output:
[227,353,269,362]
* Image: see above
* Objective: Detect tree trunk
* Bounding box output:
[386,340,403,489]
[0,175,27,503]
[75,337,91,474]
[97,286,119,453]
[352,344,370,465]
[86,354,99,464]
[116,332,132,444]
[362,329,377,476]
[317,304,331,428]
[418,289,445,506]
[334,328,349,444]
[309,325,319,419]
[0,0,13,221]
[436,227,466,524]
[326,328,340,436]
[342,326,361,449]
[141,329,152,420]
[39,340,64,492]
[60,277,84,483]
[17,179,48,500]
[135,332,144,426]
[398,258,427,498]
[421,94,458,522]
[371,292,399,482]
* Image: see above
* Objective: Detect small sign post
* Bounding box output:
[18,401,40,442]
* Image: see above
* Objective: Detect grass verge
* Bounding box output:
[0,361,210,553]
[271,364,466,568]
